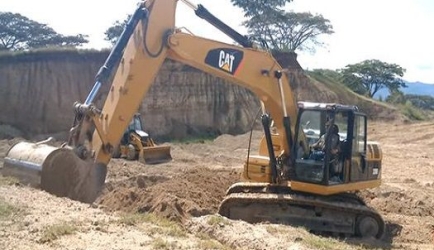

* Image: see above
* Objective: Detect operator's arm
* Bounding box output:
[311,134,325,150]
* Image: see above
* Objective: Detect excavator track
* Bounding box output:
[218,183,384,239]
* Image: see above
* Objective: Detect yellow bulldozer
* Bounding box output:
[2,0,384,239]
[112,113,171,164]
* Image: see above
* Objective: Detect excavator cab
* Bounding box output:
[292,102,382,189]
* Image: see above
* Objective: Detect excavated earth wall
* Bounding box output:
[0,49,398,140]
[0,50,262,139]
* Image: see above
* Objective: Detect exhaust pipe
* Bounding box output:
[2,141,107,203]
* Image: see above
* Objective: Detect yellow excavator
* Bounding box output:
[112,113,172,164]
[1,0,384,239]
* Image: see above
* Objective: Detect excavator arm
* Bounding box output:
[78,0,300,166]
[3,0,305,203]
[70,0,175,166]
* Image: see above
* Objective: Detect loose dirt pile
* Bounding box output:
[95,131,262,223]
[97,166,240,222]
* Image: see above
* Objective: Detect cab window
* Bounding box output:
[353,115,366,154]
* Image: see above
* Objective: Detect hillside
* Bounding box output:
[299,70,402,120]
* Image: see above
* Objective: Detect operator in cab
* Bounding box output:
[308,121,342,182]
[309,122,340,161]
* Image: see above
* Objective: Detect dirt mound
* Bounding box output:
[97,167,240,222]
[95,132,255,222]
[361,187,434,217]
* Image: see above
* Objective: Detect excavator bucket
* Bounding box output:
[141,145,172,165]
[2,141,107,203]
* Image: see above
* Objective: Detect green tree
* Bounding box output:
[104,15,130,45]
[245,11,333,52]
[0,12,88,51]
[230,0,293,17]
[340,59,407,98]
[231,0,333,52]
[105,1,333,52]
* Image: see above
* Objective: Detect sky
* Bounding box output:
[1,0,433,83]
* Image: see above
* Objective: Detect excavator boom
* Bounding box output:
[3,0,297,202]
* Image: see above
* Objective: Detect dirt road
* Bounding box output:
[1,121,434,249]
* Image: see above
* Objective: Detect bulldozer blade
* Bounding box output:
[141,145,172,165]
[2,141,107,203]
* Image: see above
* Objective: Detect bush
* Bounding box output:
[0,124,23,139]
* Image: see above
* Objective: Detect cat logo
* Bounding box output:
[205,48,244,75]
[219,50,235,72]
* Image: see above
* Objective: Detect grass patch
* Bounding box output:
[118,212,187,237]
[303,236,339,250]
[0,47,108,63]
[0,199,26,221]
[399,102,425,120]
[0,200,19,220]
[151,237,177,249]
[148,223,187,237]
[303,235,353,250]
[265,225,279,234]
[197,239,231,250]
[206,215,230,226]
[0,176,20,186]
[164,132,219,145]
[197,232,211,240]
[170,136,216,144]
[38,222,77,244]
[118,213,147,226]
[195,231,231,250]
[0,124,24,139]
[90,219,110,233]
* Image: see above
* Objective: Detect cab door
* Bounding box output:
[349,114,368,181]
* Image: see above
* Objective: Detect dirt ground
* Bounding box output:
[1,121,434,250]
